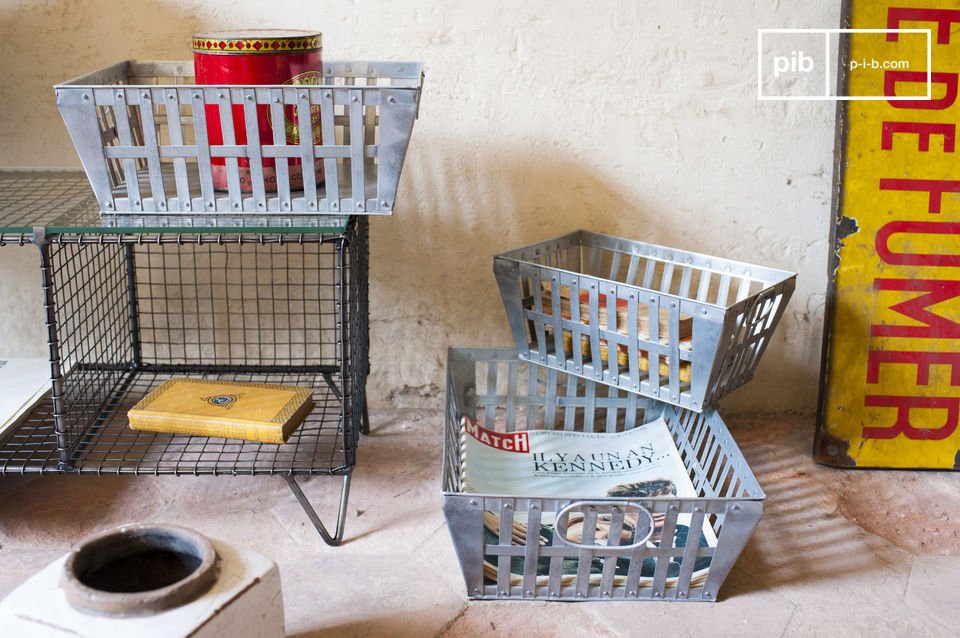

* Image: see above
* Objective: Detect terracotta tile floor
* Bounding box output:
[2,409,959,637]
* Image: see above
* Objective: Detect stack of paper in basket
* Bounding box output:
[459,414,715,587]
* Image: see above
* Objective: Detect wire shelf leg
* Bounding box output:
[361,395,370,436]
[124,244,142,369]
[35,236,69,469]
[284,474,352,546]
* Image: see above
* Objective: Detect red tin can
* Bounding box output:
[192,29,323,192]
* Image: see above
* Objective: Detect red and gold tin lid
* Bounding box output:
[192,29,322,55]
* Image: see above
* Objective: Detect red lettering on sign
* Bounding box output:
[867,349,960,385]
[885,71,958,110]
[887,8,960,45]
[848,6,960,451]
[881,121,956,152]
[872,278,960,338]
[863,395,960,440]
[876,221,960,266]
[879,179,960,214]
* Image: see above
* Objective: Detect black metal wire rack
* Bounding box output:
[0,171,369,545]
[0,171,97,232]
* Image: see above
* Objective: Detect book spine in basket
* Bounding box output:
[129,399,313,444]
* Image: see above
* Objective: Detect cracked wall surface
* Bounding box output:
[0,0,839,412]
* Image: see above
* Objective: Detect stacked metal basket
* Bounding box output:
[442,230,796,601]
[56,60,422,220]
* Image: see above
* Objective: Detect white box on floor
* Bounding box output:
[0,537,283,637]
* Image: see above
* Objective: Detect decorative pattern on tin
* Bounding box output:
[192,35,322,54]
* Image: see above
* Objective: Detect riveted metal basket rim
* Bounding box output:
[493,229,797,310]
[55,59,425,90]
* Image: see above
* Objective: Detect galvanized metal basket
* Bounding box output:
[55,60,422,216]
[441,348,764,602]
[494,231,796,411]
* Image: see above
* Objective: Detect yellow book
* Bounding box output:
[128,378,314,444]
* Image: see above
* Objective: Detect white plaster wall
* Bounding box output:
[0,0,838,413]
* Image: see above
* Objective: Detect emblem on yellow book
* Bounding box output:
[204,394,240,409]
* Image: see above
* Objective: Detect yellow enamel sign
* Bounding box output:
[816,1,960,468]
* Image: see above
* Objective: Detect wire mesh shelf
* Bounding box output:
[0,212,368,484]
[0,171,97,235]
[0,169,354,235]
[0,369,351,475]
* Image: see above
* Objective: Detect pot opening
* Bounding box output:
[62,525,219,616]
[78,547,203,593]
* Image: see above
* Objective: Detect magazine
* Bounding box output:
[0,358,53,443]
[460,414,715,587]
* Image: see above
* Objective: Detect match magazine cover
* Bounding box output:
[460,415,716,586]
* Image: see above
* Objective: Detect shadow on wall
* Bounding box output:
[367,133,816,412]
[0,1,220,168]
[366,137,650,408]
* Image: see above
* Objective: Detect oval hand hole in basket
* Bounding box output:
[554,501,655,550]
